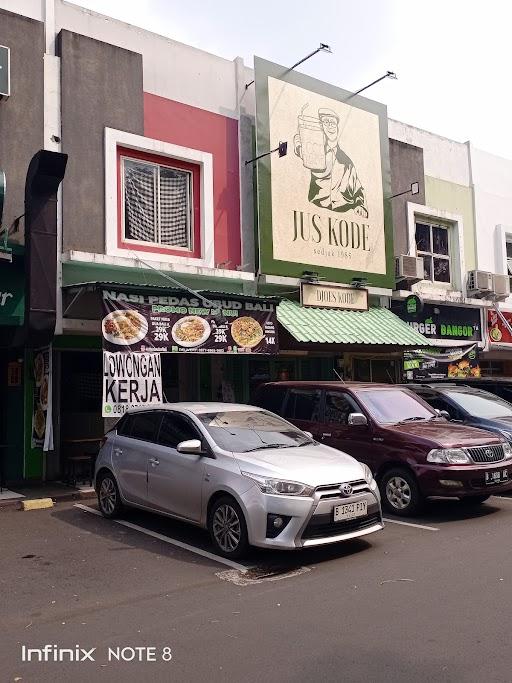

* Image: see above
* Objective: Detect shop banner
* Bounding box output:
[488,309,512,344]
[101,290,279,355]
[31,347,53,451]
[102,352,163,417]
[404,345,480,381]
[392,298,481,342]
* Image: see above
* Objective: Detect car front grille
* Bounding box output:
[315,479,370,499]
[302,512,381,540]
[466,444,506,463]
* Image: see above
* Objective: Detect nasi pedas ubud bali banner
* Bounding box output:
[101,290,279,354]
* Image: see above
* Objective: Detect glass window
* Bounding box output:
[158,413,201,449]
[123,157,193,250]
[253,385,287,415]
[283,389,322,421]
[356,389,434,424]
[117,414,133,437]
[130,412,161,442]
[325,392,359,425]
[415,221,451,284]
[197,409,313,453]
[444,390,512,419]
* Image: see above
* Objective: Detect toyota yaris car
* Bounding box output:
[94,403,383,558]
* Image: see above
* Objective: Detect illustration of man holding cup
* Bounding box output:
[293,106,368,218]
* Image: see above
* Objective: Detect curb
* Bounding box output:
[18,498,54,511]
[0,489,96,511]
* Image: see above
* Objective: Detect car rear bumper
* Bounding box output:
[415,460,512,498]
[239,483,383,550]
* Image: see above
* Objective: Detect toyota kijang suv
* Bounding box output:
[254,382,512,516]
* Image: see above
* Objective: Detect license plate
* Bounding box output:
[333,500,368,521]
[485,469,509,485]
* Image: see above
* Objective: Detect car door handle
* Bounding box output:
[113,447,123,456]
[149,457,159,466]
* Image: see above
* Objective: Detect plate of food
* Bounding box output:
[230,316,264,349]
[39,376,49,410]
[34,408,46,440]
[33,352,44,386]
[102,310,148,346]
[172,316,211,348]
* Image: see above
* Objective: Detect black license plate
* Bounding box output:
[485,469,509,485]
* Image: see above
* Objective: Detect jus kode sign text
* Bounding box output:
[102,352,163,417]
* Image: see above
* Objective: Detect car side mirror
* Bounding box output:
[303,431,313,439]
[348,412,368,427]
[177,439,204,455]
[435,409,451,420]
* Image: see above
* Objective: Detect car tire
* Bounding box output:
[460,494,490,505]
[379,468,424,517]
[97,471,123,519]
[208,496,249,559]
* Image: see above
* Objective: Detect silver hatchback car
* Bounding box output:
[94,403,383,558]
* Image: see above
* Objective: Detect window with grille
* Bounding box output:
[122,157,193,250]
[415,222,451,283]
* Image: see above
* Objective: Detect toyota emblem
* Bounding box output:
[340,483,353,496]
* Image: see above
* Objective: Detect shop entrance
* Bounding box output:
[351,357,400,383]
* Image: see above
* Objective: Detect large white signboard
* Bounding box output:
[267,76,386,275]
[102,352,163,417]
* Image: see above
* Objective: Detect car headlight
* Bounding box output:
[361,463,373,484]
[241,471,314,497]
[427,448,471,464]
[502,441,512,458]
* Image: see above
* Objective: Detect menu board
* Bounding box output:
[101,290,279,355]
[404,345,480,381]
[31,347,53,450]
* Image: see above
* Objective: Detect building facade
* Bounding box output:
[0,0,508,484]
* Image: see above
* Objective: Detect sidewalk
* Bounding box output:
[0,481,96,509]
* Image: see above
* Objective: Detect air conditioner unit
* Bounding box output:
[493,273,511,301]
[395,255,423,283]
[467,269,493,298]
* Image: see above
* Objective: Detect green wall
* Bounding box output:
[425,176,476,272]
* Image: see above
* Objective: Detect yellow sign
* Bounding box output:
[301,283,368,311]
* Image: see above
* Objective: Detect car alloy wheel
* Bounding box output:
[212,503,242,553]
[386,475,412,510]
[97,473,123,518]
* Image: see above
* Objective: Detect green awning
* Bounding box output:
[277,299,428,346]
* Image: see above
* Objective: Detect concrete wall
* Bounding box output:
[469,145,512,275]
[59,29,143,254]
[424,176,476,271]
[0,8,44,243]
[389,139,425,255]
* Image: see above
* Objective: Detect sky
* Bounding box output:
[70,0,512,159]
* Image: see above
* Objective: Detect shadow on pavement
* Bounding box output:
[385,497,502,526]
[53,502,377,573]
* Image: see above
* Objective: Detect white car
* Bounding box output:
[94,403,383,558]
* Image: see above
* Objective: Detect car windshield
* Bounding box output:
[444,390,512,419]
[356,389,434,425]
[197,410,313,453]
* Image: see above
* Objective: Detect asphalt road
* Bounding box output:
[1,495,512,683]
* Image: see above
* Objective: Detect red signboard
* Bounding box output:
[488,309,512,344]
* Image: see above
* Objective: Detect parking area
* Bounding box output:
[2,494,512,682]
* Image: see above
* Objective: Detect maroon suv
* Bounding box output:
[254,382,512,516]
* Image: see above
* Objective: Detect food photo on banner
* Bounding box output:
[102,351,163,417]
[404,345,481,381]
[31,346,53,450]
[101,290,279,354]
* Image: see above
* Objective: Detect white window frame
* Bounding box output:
[406,202,465,293]
[415,221,452,285]
[120,156,193,252]
[105,128,214,267]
